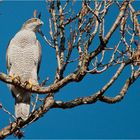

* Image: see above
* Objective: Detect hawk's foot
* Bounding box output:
[9,74,20,82]
[24,80,38,89]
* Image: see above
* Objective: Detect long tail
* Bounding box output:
[15,102,30,120]
[12,87,31,120]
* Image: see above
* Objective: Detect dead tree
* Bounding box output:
[0,0,140,139]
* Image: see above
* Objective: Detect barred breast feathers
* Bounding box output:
[7,29,39,82]
[11,29,36,47]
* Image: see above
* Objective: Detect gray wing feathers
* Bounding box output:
[36,40,42,74]
[15,103,30,120]
[6,41,12,72]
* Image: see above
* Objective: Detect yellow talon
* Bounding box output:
[9,74,20,81]
[24,79,38,89]
[9,74,15,81]
[24,81,32,89]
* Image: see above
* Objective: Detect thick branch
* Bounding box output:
[129,3,140,37]
[104,0,129,43]
[0,72,76,94]
[53,63,126,109]
[0,96,54,139]
[99,68,140,103]
[0,1,138,139]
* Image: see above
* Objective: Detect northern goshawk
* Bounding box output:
[6,17,43,120]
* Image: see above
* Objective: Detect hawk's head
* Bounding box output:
[22,18,44,32]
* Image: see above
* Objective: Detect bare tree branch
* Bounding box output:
[0,0,139,138]
[0,96,54,139]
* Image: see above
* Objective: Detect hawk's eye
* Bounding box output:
[31,19,37,22]
[25,18,37,25]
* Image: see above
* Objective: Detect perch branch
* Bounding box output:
[0,96,54,139]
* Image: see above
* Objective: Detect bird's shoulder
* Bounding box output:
[8,29,36,47]
[14,29,36,40]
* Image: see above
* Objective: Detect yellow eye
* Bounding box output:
[24,18,37,25]
[31,18,37,22]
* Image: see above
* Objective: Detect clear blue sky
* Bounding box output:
[0,1,140,139]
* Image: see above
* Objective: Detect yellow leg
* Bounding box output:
[24,79,38,89]
[9,74,15,80]
[9,74,20,81]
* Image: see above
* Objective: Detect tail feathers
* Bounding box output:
[15,103,30,120]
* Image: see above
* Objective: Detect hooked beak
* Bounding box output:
[36,20,43,32]
[40,21,44,25]
[37,20,44,30]
[39,20,44,26]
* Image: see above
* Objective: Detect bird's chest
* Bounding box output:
[12,44,37,64]
[9,42,39,78]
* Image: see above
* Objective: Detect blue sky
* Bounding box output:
[0,1,140,139]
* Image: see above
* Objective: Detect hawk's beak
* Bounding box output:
[40,21,44,25]
[37,20,44,32]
